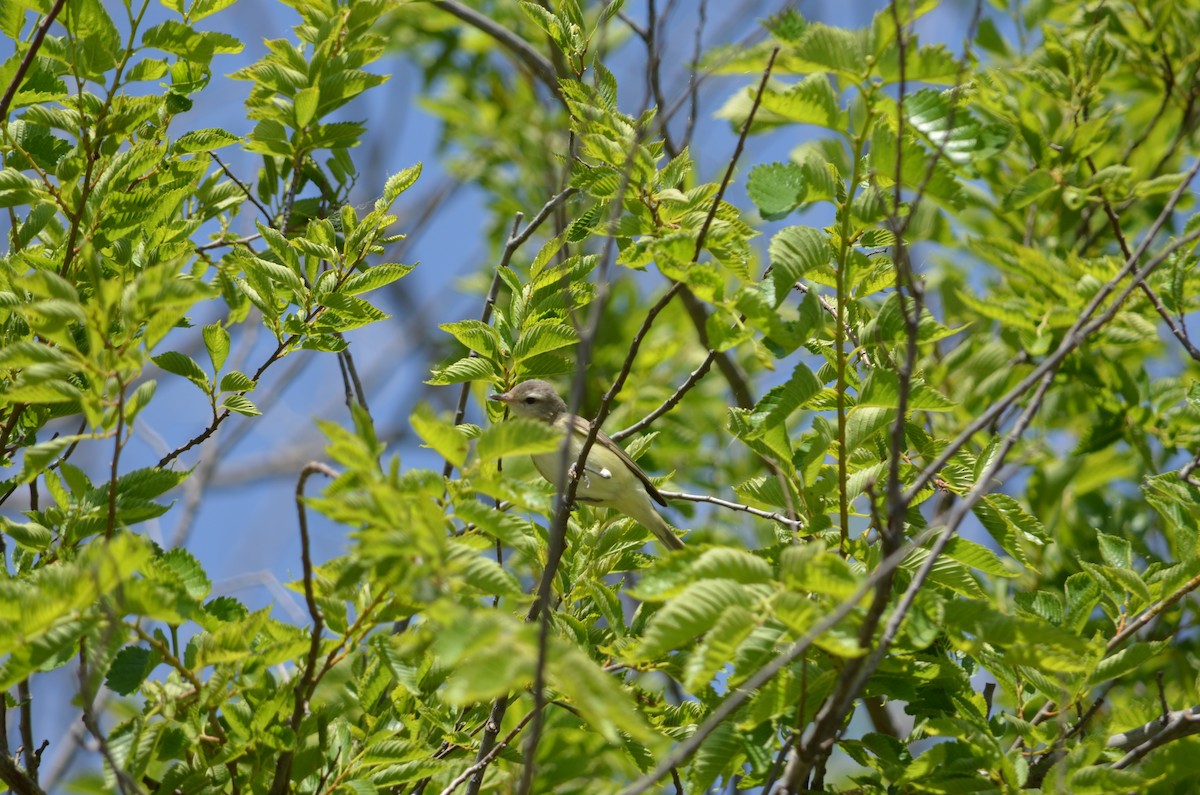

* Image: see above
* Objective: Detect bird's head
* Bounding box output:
[489,379,568,422]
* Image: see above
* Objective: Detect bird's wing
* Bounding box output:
[566,414,668,507]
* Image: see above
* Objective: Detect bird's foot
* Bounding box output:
[569,462,592,489]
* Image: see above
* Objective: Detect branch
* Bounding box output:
[433,1,562,99]
[0,0,67,122]
[1110,705,1200,766]
[211,151,272,222]
[609,350,716,441]
[268,461,337,795]
[658,489,804,530]
[439,707,537,795]
[0,753,46,795]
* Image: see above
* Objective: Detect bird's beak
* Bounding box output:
[489,391,512,404]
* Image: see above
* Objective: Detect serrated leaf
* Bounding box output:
[218,371,255,393]
[411,403,468,467]
[633,579,758,660]
[0,517,53,551]
[377,163,422,210]
[446,541,522,596]
[221,394,261,416]
[857,370,956,411]
[156,548,211,600]
[152,351,209,389]
[117,468,188,500]
[748,361,821,435]
[747,162,807,220]
[477,418,561,461]
[426,356,496,386]
[548,639,656,744]
[512,323,577,361]
[174,128,239,153]
[0,339,73,368]
[440,320,501,357]
[341,263,414,295]
[769,226,832,306]
[104,646,155,696]
[201,323,230,373]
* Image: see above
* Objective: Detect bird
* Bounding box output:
[488,379,685,551]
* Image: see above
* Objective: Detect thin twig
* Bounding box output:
[194,233,261,253]
[0,0,67,122]
[268,461,338,795]
[609,351,716,441]
[438,708,538,795]
[658,489,804,530]
[434,0,562,99]
[211,152,271,221]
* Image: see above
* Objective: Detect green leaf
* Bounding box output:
[747,162,807,220]
[19,435,87,485]
[0,517,53,551]
[769,226,832,305]
[1004,170,1057,211]
[633,579,759,660]
[152,351,210,390]
[218,371,255,393]
[942,537,1019,578]
[446,541,522,596]
[547,639,656,744]
[780,544,860,598]
[904,89,1011,165]
[141,21,243,63]
[202,323,230,372]
[341,263,414,295]
[155,549,211,601]
[476,418,561,461]
[117,468,188,500]
[411,403,468,467]
[174,128,240,153]
[221,394,261,416]
[682,605,757,691]
[439,320,501,357]
[857,370,956,411]
[377,163,422,211]
[0,339,73,368]
[1096,532,1132,569]
[748,361,822,435]
[513,323,577,361]
[188,0,239,22]
[426,356,496,386]
[758,73,843,129]
[105,646,155,696]
[0,167,42,207]
[293,85,319,128]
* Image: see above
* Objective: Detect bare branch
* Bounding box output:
[659,489,804,530]
[0,0,66,122]
[609,351,716,441]
[211,151,272,222]
[268,461,338,795]
[434,1,562,99]
[439,707,537,795]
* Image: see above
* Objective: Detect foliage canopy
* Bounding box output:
[1,1,1199,793]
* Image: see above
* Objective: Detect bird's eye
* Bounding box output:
[523,397,537,404]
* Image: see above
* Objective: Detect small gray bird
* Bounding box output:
[489,380,685,551]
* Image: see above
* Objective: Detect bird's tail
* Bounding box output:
[625,496,685,551]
